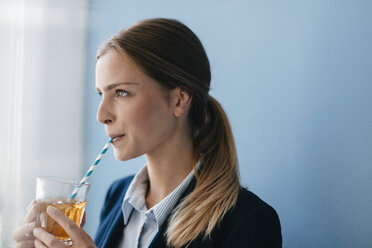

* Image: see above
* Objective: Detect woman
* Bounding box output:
[13,18,282,248]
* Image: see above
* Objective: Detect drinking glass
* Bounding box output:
[35,176,90,246]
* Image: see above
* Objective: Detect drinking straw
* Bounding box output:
[69,138,113,200]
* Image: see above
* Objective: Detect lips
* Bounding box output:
[109,134,126,144]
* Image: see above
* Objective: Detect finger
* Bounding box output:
[34,239,48,248]
[27,200,37,211]
[81,211,86,227]
[78,228,95,243]
[13,239,35,248]
[46,206,86,242]
[33,228,65,248]
[24,204,37,223]
[13,222,35,242]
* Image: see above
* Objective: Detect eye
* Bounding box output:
[116,89,128,97]
[97,91,102,97]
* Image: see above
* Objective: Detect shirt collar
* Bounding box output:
[122,165,149,224]
[121,161,200,227]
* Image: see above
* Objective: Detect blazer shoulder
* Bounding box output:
[235,187,274,210]
[187,187,282,248]
[230,187,281,225]
[218,187,282,247]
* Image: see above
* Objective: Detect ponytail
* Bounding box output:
[167,95,240,247]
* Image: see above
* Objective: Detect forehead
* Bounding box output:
[95,49,147,89]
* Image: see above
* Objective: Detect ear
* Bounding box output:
[170,88,192,117]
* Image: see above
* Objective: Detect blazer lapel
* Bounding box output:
[102,206,124,248]
[98,178,132,248]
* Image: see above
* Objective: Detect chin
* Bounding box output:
[114,153,128,161]
[113,149,127,161]
[113,149,142,162]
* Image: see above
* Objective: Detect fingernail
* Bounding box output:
[35,239,42,246]
[47,206,57,214]
[30,204,37,213]
[28,222,35,228]
[33,228,42,236]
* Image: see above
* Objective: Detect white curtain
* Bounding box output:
[0,0,87,246]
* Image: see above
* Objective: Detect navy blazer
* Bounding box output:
[94,176,282,248]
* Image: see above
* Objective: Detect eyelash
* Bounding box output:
[115,89,128,97]
[97,89,128,97]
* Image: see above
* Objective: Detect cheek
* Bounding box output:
[129,97,173,137]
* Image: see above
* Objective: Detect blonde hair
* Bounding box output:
[97,18,240,247]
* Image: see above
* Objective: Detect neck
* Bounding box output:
[144,128,196,209]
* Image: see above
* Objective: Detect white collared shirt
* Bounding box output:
[119,162,198,248]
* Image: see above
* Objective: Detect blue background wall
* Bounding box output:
[83,1,372,247]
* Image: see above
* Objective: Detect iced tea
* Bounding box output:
[37,200,86,240]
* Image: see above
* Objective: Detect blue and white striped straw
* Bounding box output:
[69,138,113,200]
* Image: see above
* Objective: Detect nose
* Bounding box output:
[96,97,115,124]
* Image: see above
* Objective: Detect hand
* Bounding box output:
[13,200,37,248]
[32,206,96,248]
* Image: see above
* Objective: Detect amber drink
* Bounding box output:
[36,177,90,245]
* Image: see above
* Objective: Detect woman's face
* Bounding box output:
[95,49,177,161]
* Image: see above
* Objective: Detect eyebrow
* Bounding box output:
[96,82,139,92]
